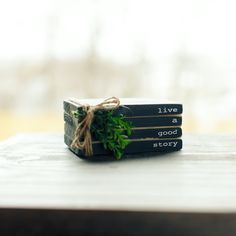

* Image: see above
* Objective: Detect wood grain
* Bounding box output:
[0,133,236,235]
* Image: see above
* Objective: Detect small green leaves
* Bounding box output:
[72,108,87,121]
[73,109,132,159]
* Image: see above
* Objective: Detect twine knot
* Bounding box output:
[71,97,120,156]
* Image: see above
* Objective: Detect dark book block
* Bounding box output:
[64,112,182,128]
[64,98,183,117]
[64,134,183,158]
[64,122,182,141]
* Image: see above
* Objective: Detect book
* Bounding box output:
[64,98,183,117]
[64,122,182,140]
[64,134,183,158]
[64,111,182,128]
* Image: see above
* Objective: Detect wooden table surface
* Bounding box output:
[0,133,236,235]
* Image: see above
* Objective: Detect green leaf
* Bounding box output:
[73,109,133,159]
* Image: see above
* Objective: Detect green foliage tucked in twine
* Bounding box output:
[72,108,132,159]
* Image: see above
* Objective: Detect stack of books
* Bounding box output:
[64,98,183,159]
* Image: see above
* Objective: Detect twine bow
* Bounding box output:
[70,97,120,156]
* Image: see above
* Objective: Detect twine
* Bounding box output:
[70,97,120,156]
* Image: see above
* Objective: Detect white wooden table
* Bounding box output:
[0,133,236,235]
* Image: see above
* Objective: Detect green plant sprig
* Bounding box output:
[72,108,133,159]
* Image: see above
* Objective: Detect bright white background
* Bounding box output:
[0,0,236,139]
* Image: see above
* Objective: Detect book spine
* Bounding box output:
[132,127,182,139]
[64,134,182,158]
[64,122,182,141]
[127,116,182,127]
[64,112,182,128]
[64,100,183,117]
[115,104,183,117]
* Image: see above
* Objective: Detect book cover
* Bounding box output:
[64,98,183,117]
[64,122,182,140]
[64,112,182,128]
[64,134,183,158]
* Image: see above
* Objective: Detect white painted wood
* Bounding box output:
[0,133,236,213]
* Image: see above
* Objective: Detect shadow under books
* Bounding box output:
[67,147,182,163]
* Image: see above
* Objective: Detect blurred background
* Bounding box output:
[0,0,236,140]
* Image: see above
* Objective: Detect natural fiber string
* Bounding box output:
[70,97,120,156]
